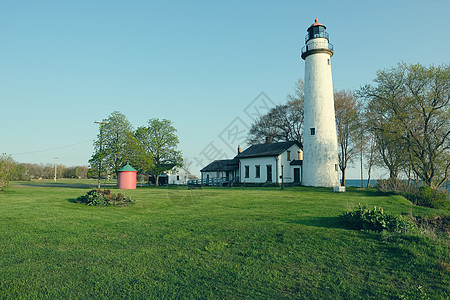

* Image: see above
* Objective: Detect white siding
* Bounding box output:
[239,144,302,184]
[303,38,339,187]
[168,168,189,185]
[240,156,277,184]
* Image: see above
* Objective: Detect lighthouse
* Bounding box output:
[301,19,339,187]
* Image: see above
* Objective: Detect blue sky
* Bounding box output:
[1,0,449,178]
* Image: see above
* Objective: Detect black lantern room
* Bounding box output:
[301,19,334,60]
[305,19,329,43]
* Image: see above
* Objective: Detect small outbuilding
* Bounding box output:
[117,163,137,189]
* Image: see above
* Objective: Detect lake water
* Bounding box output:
[345,179,450,192]
[345,179,377,188]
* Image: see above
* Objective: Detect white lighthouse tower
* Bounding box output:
[301,19,339,187]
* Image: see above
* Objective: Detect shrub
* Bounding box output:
[76,190,106,206]
[76,189,134,206]
[405,185,450,210]
[376,178,415,194]
[377,178,450,210]
[411,215,450,237]
[340,203,416,233]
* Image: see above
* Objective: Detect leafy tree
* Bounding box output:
[8,162,29,181]
[247,79,304,146]
[135,118,183,186]
[90,111,135,176]
[335,90,360,186]
[360,67,410,180]
[360,63,450,189]
[127,132,154,175]
[0,154,14,191]
[63,166,88,179]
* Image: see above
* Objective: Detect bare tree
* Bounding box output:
[247,79,304,146]
[335,90,360,186]
[364,132,377,188]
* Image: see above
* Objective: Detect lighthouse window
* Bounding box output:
[327,58,331,65]
[310,128,316,135]
[310,26,325,38]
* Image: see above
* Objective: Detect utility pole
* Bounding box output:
[94,121,109,190]
[54,157,58,182]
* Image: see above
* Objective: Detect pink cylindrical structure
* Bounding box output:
[117,163,137,189]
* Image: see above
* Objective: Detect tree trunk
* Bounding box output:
[155,175,160,187]
[389,168,398,179]
[367,167,372,188]
[341,168,346,186]
[360,147,363,188]
[407,163,412,186]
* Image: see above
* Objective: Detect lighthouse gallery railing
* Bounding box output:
[301,42,334,56]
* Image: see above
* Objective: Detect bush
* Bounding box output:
[376,178,415,194]
[405,185,450,209]
[76,189,134,206]
[377,178,450,210]
[340,203,416,233]
[411,215,450,237]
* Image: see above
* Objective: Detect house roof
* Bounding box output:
[236,141,301,159]
[200,158,239,172]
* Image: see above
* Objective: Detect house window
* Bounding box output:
[245,166,250,178]
[287,150,291,161]
[255,165,260,178]
[310,128,315,135]
[177,175,180,181]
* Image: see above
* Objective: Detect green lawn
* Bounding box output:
[0,184,448,299]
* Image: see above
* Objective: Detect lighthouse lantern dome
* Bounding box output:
[301,18,333,60]
[305,19,329,43]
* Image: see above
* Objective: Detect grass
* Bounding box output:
[0,183,449,299]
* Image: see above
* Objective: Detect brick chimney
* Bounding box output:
[237,145,241,155]
[265,136,273,144]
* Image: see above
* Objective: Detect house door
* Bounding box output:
[294,168,300,183]
[266,165,272,182]
[226,171,230,181]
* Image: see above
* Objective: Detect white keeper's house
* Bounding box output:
[200,141,302,185]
